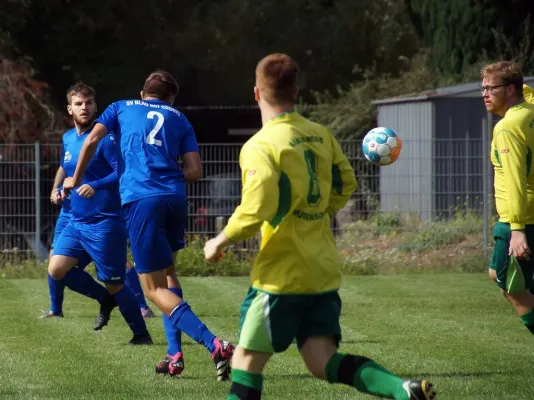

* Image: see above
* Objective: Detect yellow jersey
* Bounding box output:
[491,101,534,230]
[524,84,534,104]
[224,112,357,294]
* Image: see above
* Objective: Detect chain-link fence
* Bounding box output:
[0,139,492,265]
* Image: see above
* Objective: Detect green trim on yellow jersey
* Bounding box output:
[269,172,291,228]
[332,164,342,194]
[251,285,339,296]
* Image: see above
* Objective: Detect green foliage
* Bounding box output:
[337,210,488,274]
[396,211,483,253]
[405,0,534,76]
[175,240,250,277]
[1,0,420,109]
[301,52,438,138]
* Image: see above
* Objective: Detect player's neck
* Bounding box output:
[74,122,93,136]
[499,96,525,117]
[260,105,295,125]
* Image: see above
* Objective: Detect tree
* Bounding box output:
[0,58,66,144]
[405,0,534,76]
[3,0,420,107]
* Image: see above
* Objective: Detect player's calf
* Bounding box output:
[106,283,152,344]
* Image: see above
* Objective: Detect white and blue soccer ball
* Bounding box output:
[362,127,402,166]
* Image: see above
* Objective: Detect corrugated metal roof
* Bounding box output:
[179,104,258,111]
[373,76,534,106]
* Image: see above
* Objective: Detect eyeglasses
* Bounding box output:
[480,84,510,94]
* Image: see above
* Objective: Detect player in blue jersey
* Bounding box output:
[64,71,234,380]
[48,83,153,344]
[40,84,155,321]
[38,166,74,318]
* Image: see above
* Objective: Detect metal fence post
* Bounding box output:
[35,141,41,259]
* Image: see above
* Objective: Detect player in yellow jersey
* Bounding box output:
[523,83,534,104]
[204,53,436,400]
[482,61,534,335]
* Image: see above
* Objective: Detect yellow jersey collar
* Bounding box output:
[264,111,297,127]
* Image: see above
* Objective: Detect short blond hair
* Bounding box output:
[480,61,524,97]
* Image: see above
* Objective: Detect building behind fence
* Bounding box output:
[0,135,494,264]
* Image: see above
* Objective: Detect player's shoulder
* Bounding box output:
[497,105,534,133]
[61,127,77,142]
[524,84,534,105]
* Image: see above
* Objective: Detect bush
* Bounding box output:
[176,240,251,277]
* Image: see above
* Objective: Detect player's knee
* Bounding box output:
[48,261,67,280]
[303,357,327,380]
[300,336,338,381]
[488,268,497,282]
[48,266,64,280]
[105,283,124,294]
[231,346,271,373]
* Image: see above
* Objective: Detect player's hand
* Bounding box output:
[62,177,76,196]
[509,230,531,260]
[50,189,62,205]
[204,238,224,263]
[76,184,95,198]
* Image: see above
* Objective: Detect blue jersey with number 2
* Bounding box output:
[96,99,199,205]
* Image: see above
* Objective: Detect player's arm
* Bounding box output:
[66,103,118,191]
[327,135,358,215]
[50,166,66,204]
[87,135,120,191]
[182,152,202,183]
[495,128,527,230]
[205,145,279,256]
[180,124,202,183]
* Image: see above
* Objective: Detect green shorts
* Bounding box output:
[238,287,342,353]
[490,222,534,293]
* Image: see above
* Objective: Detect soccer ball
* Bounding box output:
[362,127,402,166]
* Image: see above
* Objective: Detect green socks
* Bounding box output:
[226,369,263,400]
[325,353,409,400]
[226,355,410,400]
[520,309,534,334]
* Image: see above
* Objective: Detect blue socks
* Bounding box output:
[48,273,65,315]
[164,287,184,355]
[169,299,216,354]
[62,267,109,304]
[124,266,149,310]
[113,286,147,335]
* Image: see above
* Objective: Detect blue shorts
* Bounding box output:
[51,212,71,249]
[52,218,128,284]
[124,194,187,274]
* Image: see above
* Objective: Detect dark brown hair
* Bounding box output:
[143,70,179,100]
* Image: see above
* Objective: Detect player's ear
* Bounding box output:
[140,90,144,100]
[254,86,260,103]
[67,104,73,116]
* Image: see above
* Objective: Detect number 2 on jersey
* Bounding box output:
[304,149,321,207]
[146,111,164,146]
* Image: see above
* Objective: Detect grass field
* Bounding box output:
[1,274,533,400]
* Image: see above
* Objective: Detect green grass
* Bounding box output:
[1,275,533,399]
